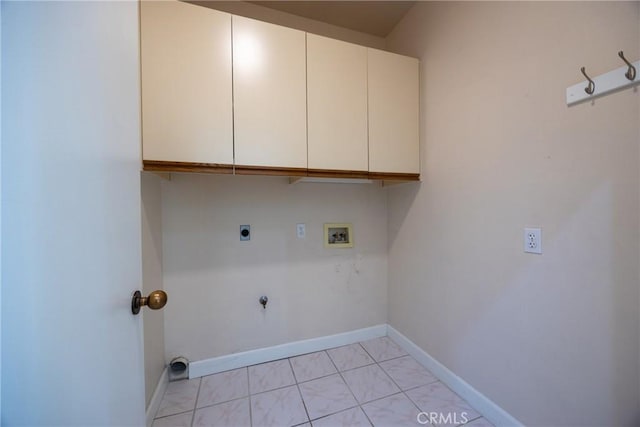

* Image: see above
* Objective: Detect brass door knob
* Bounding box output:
[132,290,167,315]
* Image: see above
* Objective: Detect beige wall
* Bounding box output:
[161,175,388,362]
[386,2,640,426]
[141,173,166,407]
[187,1,386,49]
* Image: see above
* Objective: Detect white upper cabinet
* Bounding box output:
[307,34,368,173]
[140,3,420,180]
[368,48,420,175]
[140,0,233,166]
[232,16,307,170]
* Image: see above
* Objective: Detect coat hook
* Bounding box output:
[618,51,636,81]
[580,67,595,95]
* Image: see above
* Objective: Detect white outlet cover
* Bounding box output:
[296,223,306,239]
[524,227,542,254]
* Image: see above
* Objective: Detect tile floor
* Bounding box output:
[152,336,495,427]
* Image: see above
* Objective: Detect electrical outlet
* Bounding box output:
[296,223,306,239]
[240,225,250,241]
[524,227,542,254]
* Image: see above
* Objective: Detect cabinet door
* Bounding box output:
[141,0,233,167]
[307,34,368,174]
[233,16,307,172]
[368,48,420,175]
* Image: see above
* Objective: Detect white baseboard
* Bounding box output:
[146,367,168,427]
[386,325,523,427]
[189,324,387,379]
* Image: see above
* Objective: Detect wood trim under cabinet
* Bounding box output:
[143,161,420,182]
[143,160,234,174]
[234,165,308,177]
[308,169,369,179]
[368,171,420,181]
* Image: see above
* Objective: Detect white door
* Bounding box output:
[2,1,146,425]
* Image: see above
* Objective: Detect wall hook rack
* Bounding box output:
[618,51,636,81]
[567,52,640,105]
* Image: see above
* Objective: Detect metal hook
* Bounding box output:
[580,67,595,95]
[618,51,636,81]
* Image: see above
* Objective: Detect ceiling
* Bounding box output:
[247,1,415,37]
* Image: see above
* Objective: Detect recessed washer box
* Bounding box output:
[324,223,353,248]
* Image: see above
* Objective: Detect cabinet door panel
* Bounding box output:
[233,16,307,169]
[368,48,420,174]
[307,34,368,172]
[141,0,233,165]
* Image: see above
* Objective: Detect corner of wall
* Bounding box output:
[141,172,166,409]
[637,1,640,409]
[1,0,4,419]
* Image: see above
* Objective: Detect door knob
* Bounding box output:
[131,290,167,315]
